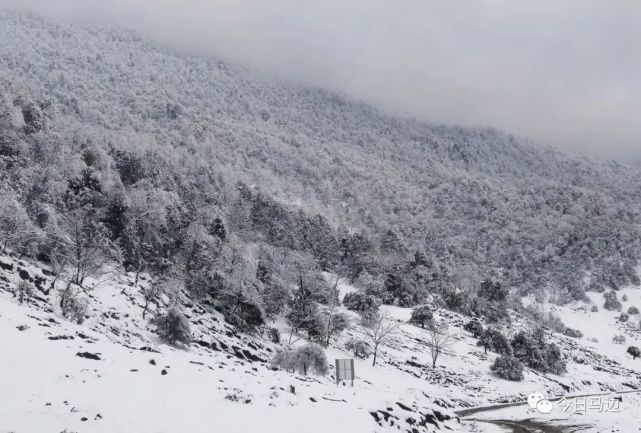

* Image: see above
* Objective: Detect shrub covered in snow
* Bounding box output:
[619,313,629,323]
[59,288,88,324]
[477,328,512,356]
[271,343,328,376]
[613,334,626,344]
[293,343,329,376]
[222,297,265,333]
[562,327,583,339]
[490,355,524,381]
[271,347,296,372]
[153,308,192,346]
[628,306,639,315]
[603,291,622,312]
[510,328,567,375]
[409,305,434,329]
[345,337,371,359]
[342,292,380,314]
[14,280,33,304]
[627,346,640,360]
[464,319,484,338]
[268,327,281,344]
[543,343,567,375]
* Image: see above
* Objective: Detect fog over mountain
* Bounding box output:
[1,0,639,163]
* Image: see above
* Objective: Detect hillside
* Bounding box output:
[1,10,641,303]
[2,252,641,433]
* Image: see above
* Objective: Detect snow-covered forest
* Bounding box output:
[2,9,641,433]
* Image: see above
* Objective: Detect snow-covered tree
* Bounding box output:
[363,311,399,366]
[491,355,524,381]
[426,324,456,368]
[409,305,434,329]
[153,308,192,347]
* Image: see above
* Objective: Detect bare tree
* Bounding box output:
[0,196,40,255]
[125,187,172,287]
[426,324,456,368]
[50,208,121,291]
[140,276,181,319]
[363,311,400,366]
[321,274,349,347]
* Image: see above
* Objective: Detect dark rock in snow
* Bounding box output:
[49,335,75,340]
[18,268,31,281]
[161,369,168,375]
[76,352,101,360]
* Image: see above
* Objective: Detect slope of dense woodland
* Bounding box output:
[1,10,641,328]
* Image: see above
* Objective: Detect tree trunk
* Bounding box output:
[372,344,378,366]
[325,316,332,347]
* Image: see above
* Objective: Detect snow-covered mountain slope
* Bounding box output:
[0,254,464,433]
[2,253,641,433]
[2,9,641,299]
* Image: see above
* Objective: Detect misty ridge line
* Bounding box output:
[1,0,640,164]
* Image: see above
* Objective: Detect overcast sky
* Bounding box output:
[3,0,640,163]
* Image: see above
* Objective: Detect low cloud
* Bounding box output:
[2,0,640,163]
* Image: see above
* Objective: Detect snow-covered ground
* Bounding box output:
[0,255,463,433]
[2,253,641,432]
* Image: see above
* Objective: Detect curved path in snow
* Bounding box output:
[457,389,641,432]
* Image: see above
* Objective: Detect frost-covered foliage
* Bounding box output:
[510,328,567,375]
[604,291,623,312]
[491,355,524,381]
[1,10,641,334]
[14,280,33,304]
[268,327,281,344]
[477,328,512,356]
[463,319,484,338]
[613,334,626,344]
[152,308,192,347]
[342,292,381,314]
[271,343,328,376]
[59,287,88,324]
[409,305,434,329]
[345,337,371,359]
